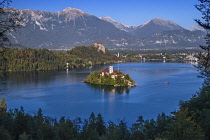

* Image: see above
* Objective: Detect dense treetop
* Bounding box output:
[84,70,135,86]
[0,46,118,72]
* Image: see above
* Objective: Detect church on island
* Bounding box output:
[101,66,125,79]
[84,65,136,87]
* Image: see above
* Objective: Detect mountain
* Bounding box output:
[7,7,132,49]
[136,30,205,49]
[132,18,186,38]
[6,8,205,49]
[99,17,135,32]
[190,25,206,32]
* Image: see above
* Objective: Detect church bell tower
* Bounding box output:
[109,65,113,74]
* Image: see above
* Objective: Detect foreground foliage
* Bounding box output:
[195,0,210,86]
[0,85,209,140]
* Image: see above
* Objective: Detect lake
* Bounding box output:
[0,62,203,125]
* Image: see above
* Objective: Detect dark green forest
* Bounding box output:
[0,47,196,73]
[0,85,209,140]
[0,46,118,72]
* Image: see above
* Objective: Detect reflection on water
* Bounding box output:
[0,62,204,125]
[8,71,58,83]
[6,65,104,86]
[87,83,133,94]
[0,73,8,94]
[184,61,198,65]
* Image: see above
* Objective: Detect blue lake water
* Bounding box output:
[0,62,203,125]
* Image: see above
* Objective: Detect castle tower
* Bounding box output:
[94,43,106,53]
[109,65,113,74]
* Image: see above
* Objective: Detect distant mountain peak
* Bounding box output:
[190,25,206,32]
[59,7,90,16]
[132,18,186,38]
[62,7,82,13]
[141,18,179,27]
[152,17,166,21]
[99,16,133,32]
[62,7,74,11]
[139,18,186,30]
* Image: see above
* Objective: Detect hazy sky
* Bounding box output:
[11,0,201,29]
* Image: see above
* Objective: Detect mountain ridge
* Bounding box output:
[6,7,205,49]
[99,16,135,32]
[190,25,206,32]
[132,18,187,38]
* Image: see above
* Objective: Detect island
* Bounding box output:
[84,66,136,87]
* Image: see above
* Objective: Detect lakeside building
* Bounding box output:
[184,54,198,62]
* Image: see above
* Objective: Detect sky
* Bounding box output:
[11,0,202,29]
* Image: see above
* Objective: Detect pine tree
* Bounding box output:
[195,0,210,85]
[95,113,106,136]
[0,96,7,113]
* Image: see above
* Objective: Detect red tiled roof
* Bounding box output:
[111,73,117,75]
[118,74,125,77]
[102,69,109,73]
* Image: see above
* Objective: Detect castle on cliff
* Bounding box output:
[94,43,106,53]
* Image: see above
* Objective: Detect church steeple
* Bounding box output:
[109,65,113,74]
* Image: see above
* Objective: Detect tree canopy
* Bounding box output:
[195,0,210,85]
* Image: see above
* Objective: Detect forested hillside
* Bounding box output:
[0,46,118,72]
[67,45,117,64]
